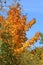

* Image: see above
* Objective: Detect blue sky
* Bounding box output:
[20,0,43,47]
[0,0,43,47]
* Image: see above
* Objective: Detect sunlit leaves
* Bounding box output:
[14,32,40,53]
[0,4,40,53]
[25,18,36,31]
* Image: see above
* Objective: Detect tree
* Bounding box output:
[20,47,43,65]
[0,0,40,65]
[40,33,43,44]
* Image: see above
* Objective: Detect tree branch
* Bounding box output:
[14,32,40,53]
[25,18,36,31]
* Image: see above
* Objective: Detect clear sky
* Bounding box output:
[0,0,43,47]
[20,0,43,47]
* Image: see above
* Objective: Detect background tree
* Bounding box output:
[19,47,43,65]
[40,33,43,44]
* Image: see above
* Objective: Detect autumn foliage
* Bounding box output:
[0,0,42,64]
[0,3,40,54]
